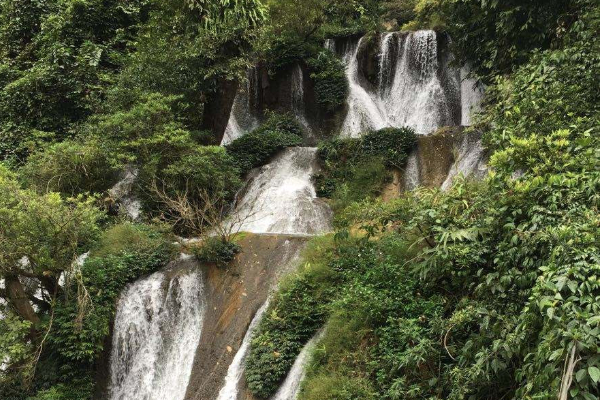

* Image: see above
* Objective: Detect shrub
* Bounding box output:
[361,127,417,168]
[160,146,242,201]
[307,50,349,112]
[193,237,241,268]
[314,128,416,214]
[20,139,119,196]
[226,113,303,174]
[245,236,341,398]
[89,222,173,259]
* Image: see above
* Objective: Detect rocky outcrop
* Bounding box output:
[184,233,310,400]
[382,127,488,198]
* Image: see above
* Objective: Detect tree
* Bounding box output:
[0,165,102,325]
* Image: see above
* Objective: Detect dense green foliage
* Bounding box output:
[1,0,598,398]
[19,139,118,196]
[314,127,416,213]
[193,236,241,268]
[226,113,303,173]
[406,0,580,81]
[307,50,348,112]
[248,2,599,400]
[0,0,149,164]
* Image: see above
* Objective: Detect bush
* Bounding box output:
[226,113,303,173]
[406,0,579,81]
[193,237,241,268]
[314,128,416,214]
[20,139,119,196]
[361,127,417,168]
[161,146,242,201]
[307,50,349,112]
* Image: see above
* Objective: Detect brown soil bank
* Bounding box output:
[184,233,310,400]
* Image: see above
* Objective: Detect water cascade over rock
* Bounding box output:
[460,66,484,126]
[229,147,332,235]
[108,167,141,220]
[291,64,313,136]
[271,331,324,400]
[441,131,487,190]
[108,267,205,400]
[215,301,269,400]
[333,30,463,137]
[222,68,261,145]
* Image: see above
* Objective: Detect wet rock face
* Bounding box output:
[184,234,310,400]
[356,34,381,88]
[398,127,488,193]
[204,79,240,144]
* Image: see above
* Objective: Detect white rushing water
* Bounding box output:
[340,37,387,137]
[108,167,141,220]
[228,147,332,235]
[402,151,421,191]
[222,68,261,145]
[271,332,324,400]
[108,268,205,400]
[291,64,313,136]
[460,66,484,126]
[335,30,484,137]
[216,301,270,400]
[441,133,487,191]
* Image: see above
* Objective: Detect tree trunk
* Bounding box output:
[5,275,40,325]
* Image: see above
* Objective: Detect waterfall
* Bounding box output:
[228,147,332,235]
[340,37,387,137]
[291,64,312,136]
[108,167,141,220]
[402,152,421,191]
[222,68,261,145]
[108,268,205,400]
[337,30,465,137]
[216,301,269,400]
[441,133,487,190]
[460,66,484,126]
[271,332,324,400]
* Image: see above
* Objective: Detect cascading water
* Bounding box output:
[228,147,332,235]
[441,132,487,191]
[402,152,421,191]
[215,301,269,400]
[108,268,205,400]
[340,37,387,137]
[291,64,313,136]
[222,68,261,145]
[271,331,324,400]
[460,66,484,126]
[108,167,141,220]
[336,30,483,137]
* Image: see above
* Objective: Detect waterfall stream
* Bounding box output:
[460,66,484,126]
[222,68,261,145]
[228,147,332,235]
[441,132,487,190]
[216,301,270,400]
[271,331,324,400]
[108,268,205,400]
[337,30,461,137]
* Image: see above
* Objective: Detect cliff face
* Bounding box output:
[383,127,487,199]
[184,233,310,400]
